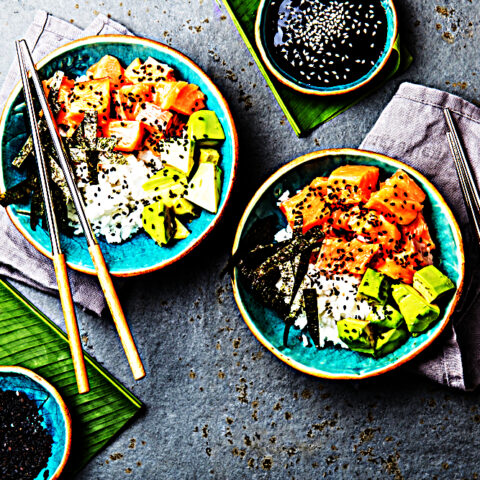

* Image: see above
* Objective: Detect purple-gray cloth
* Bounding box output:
[360,82,480,390]
[0,11,131,317]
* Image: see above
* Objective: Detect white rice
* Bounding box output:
[69,150,164,244]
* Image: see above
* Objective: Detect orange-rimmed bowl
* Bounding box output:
[0,35,238,276]
[232,149,464,379]
[0,365,72,479]
[255,0,398,96]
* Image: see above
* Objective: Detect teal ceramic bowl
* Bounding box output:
[0,35,238,276]
[232,149,464,379]
[0,366,71,479]
[255,0,398,96]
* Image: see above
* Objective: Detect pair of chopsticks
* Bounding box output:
[16,40,145,394]
[444,108,480,245]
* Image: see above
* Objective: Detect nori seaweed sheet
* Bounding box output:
[30,184,44,230]
[254,226,323,279]
[96,137,117,152]
[304,288,320,348]
[224,215,280,276]
[83,111,98,149]
[47,71,65,115]
[0,176,36,207]
[12,119,47,169]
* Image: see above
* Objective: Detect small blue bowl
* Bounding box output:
[255,0,398,96]
[0,366,71,479]
[232,149,464,379]
[0,35,238,276]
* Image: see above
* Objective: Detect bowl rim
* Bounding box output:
[0,365,72,479]
[231,148,465,379]
[254,0,399,96]
[0,34,239,277]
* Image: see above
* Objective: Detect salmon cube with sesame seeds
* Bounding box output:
[327,165,379,204]
[118,83,152,120]
[135,102,174,135]
[372,235,433,285]
[280,177,330,232]
[171,83,206,116]
[68,78,111,127]
[124,57,175,84]
[380,170,426,204]
[107,120,145,152]
[87,55,130,89]
[365,187,423,225]
[316,237,380,276]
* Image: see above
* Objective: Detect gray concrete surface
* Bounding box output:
[1,0,480,478]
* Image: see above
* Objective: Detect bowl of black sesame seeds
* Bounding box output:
[255,0,398,95]
[0,366,71,480]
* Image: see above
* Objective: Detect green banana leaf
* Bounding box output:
[0,279,143,476]
[219,0,413,136]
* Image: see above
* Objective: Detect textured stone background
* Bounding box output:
[1,0,480,479]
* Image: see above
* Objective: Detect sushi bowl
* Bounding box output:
[0,35,238,276]
[231,149,464,379]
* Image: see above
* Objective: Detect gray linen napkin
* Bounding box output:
[0,11,131,317]
[360,82,480,390]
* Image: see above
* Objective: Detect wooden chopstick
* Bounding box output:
[444,108,480,245]
[16,41,90,394]
[17,39,145,381]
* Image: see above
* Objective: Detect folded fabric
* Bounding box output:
[360,81,480,390]
[0,11,131,317]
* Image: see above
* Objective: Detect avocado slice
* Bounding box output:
[187,110,225,146]
[142,200,177,246]
[155,138,195,175]
[142,167,187,192]
[199,148,220,165]
[174,217,190,240]
[367,304,404,330]
[337,319,375,355]
[186,162,222,214]
[375,328,408,357]
[392,284,440,334]
[357,268,389,305]
[413,265,455,303]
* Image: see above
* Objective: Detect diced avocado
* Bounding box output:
[375,328,408,357]
[174,218,190,240]
[199,148,221,165]
[186,162,222,214]
[358,268,389,305]
[392,284,440,334]
[367,304,404,330]
[143,167,187,192]
[142,200,176,246]
[413,265,455,303]
[166,196,197,216]
[156,138,195,175]
[187,110,225,146]
[337,319,375,355]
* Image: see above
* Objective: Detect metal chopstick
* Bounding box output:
[444,108,480,213]
[446,132,480,244]
[16,41,90,394]
[444,108,480,245]
[17,39,145,381]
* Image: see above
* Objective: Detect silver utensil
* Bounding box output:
[444,107,480,245]
[17,39,145,381]
[16,40,90,393]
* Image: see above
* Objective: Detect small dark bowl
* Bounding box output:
[255,0,398,96]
